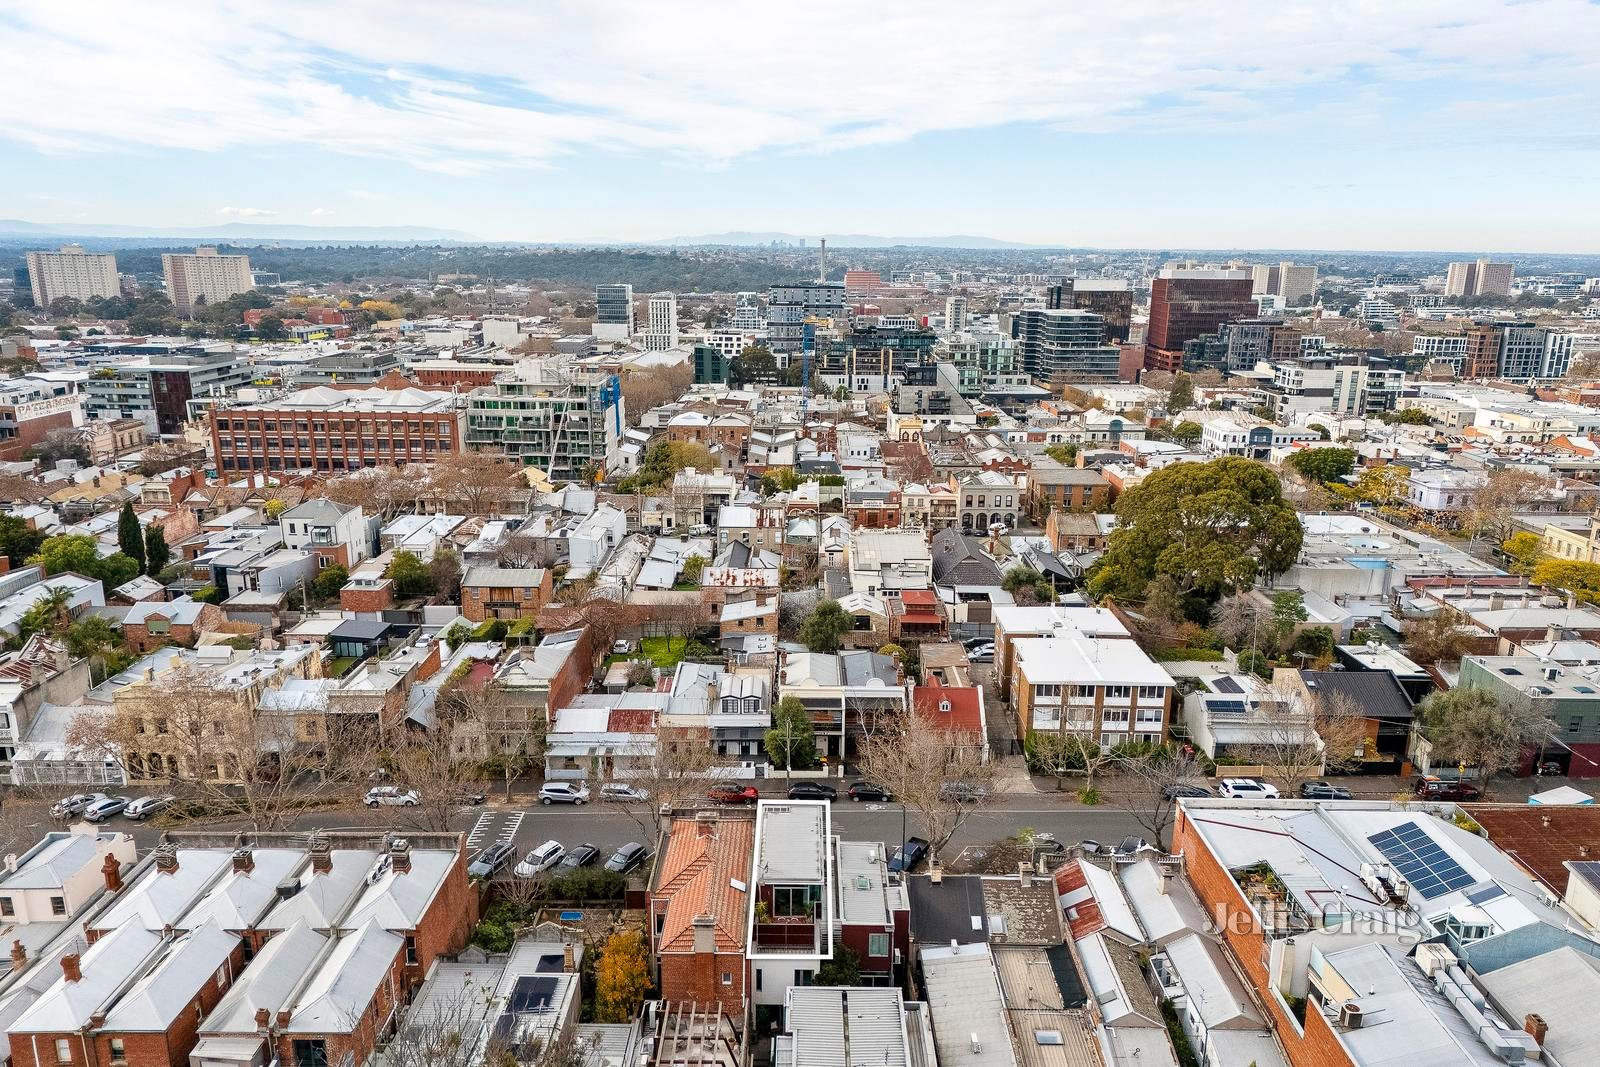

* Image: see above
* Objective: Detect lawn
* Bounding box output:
[327,656,359,677]
[639,636,695,668]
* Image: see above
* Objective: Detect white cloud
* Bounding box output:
[215,206,275,217]
[309,207,335,216]
[0,1,1596,174]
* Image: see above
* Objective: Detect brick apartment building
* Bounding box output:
[208,377,464,476]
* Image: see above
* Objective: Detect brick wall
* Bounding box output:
[341,579,394,614]
[1172,808,1355,1067]
[92,943,245,1067]
[404,845,479,985]
[272,944,407,1067]
[659,949,747,1006]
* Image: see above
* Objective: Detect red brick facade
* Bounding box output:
[123,602,226,653]
[461,570,553,622]
[340,578,395,614]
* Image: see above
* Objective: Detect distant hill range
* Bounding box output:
[0,219,475,243]
[651,230,1044,249]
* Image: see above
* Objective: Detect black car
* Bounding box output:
[1299,781,1353,800]
[1163,784,1213,800]
[888,837,929,874]
[786,781,837,801]
[847,781,892,802]
[558,843,600,871]
[604,842,650,874]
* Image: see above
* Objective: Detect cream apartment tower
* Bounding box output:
[25,244,120,307]
[162,246,253,317]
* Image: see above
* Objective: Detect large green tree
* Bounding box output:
[1086,458,1302,609]
[1416,685,1552,793]
[799,598,852,652]
[28,534,140,589]
[1286,447,1356,484]
[143,525,170,577]
[117,503,146,574]
[386,550,434,598]
[0,514,45,567]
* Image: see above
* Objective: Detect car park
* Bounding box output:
[604,842,650,874]
[888,837,930,874]
[1413,776,1482,801]
[847,781,892,802]
[786,781,837,801]
[515,840,566,877]
[364,786,420,807]
[600,783,650,803]
[1300,781,1353,800]
[124,794,175,821]
[51,793,108,819]
[1217,778,1280,799]
[1162,784,1213,799]
[538,782,591,805]
[557,844,600,872]
[83,796,130,822]
[467,842,516,879]
[707,783,759,804]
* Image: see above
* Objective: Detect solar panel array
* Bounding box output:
[1206,699,1248,716]
[1368,823,1476,899]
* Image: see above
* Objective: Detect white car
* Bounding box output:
[363,786,420,807]
[1217,778,1280,800]
[514,840,565,877]
[600,783,649,803]
[539,782,590,805]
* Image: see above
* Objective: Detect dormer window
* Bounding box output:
[939,700,952,713]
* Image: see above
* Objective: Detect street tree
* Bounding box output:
[1115,746,1211,849]
[1462,468,1555,540]
[1416,686,1554,795]
[1286,447,1356,485]
[1502,532,1544,575]
[1531,558,1600,604]
[1025,731,1114,797]
[856,711,996,861]
[427,451,523,515]
[765,696,818,771]
[1086,458,1302,608]
[318,464,415,519]
[1244,681,1370,795]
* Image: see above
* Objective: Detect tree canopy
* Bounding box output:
[28,534,140,589]
[1286,447,1355,484]
[765,696,818,770]
[799,599,852,652]
[1086,458,1303,609]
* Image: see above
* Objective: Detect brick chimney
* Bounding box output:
[563,942,576,973]
[232,848,254,874]
[102,852,123,893]
[389,838,411,875]
[255,1008,271,1031]
[153,846,178,874]
[61,953,81,983]
[1525,1013,1548,1046]
[310,843,332,874]
[695,812,717,838]
[276,1010,292,1029]
[1017,862,1032,889]
[9,940,25,968]
[692,914,717,954]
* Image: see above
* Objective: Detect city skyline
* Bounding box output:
[2,1,1599,252]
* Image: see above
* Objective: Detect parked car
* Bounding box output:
[612,639,634,654]
[939,781,989,803]
[539,782,591,806]
[888,837,930,874]
[51,793,108,819]
[83,796,130,822]
[1026,833,1066,856]
[467,842,516,879]
[707,783,759,805]
[364,786,420,807]
[1116,836,1151,856]
[1217,778,1280,800]
[1414,775,1482,801]
[557,844,600,872]
[967,643,995,662]
[604,842,650,874]
[786,781,837,801]
[599,783,650,803]
[515,840,566,877]
[1162,784,1213,800]
[1300,781,1353,800]
[847,781,892,802]
[1078,839,1104,855]
[454,788,488,805]
[124,794,175,821]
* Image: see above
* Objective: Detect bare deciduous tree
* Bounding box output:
[426,451,524,516]
[856,712,996,861]
[1241,679,1371,795]
[317,464,415,520]
[1115,746,1211,849]
[1402,607,1474,666]
[619,364,693,425]
[496,534,557,570]
[1461,468,1556,540]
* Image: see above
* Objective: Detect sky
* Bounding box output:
[2,0,1599,252]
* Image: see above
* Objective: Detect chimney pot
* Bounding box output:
[389,839,412,875]
[61,953,81,983]
[310,845,332,874]
[232,848,254,874]
[154,846,178,874]
[9,940,25,967]
[102,852,123,893]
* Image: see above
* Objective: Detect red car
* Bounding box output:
[708,784,760,805]
[1413,776,1482,801]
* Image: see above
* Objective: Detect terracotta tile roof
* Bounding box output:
[653,815,754,953]
[912,682,984,735]
[1467,804,1600,893]
[607,708,656,733]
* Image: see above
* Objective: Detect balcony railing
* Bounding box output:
[753,917,820,953]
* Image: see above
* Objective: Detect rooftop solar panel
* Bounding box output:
[1368,823,1476,899]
